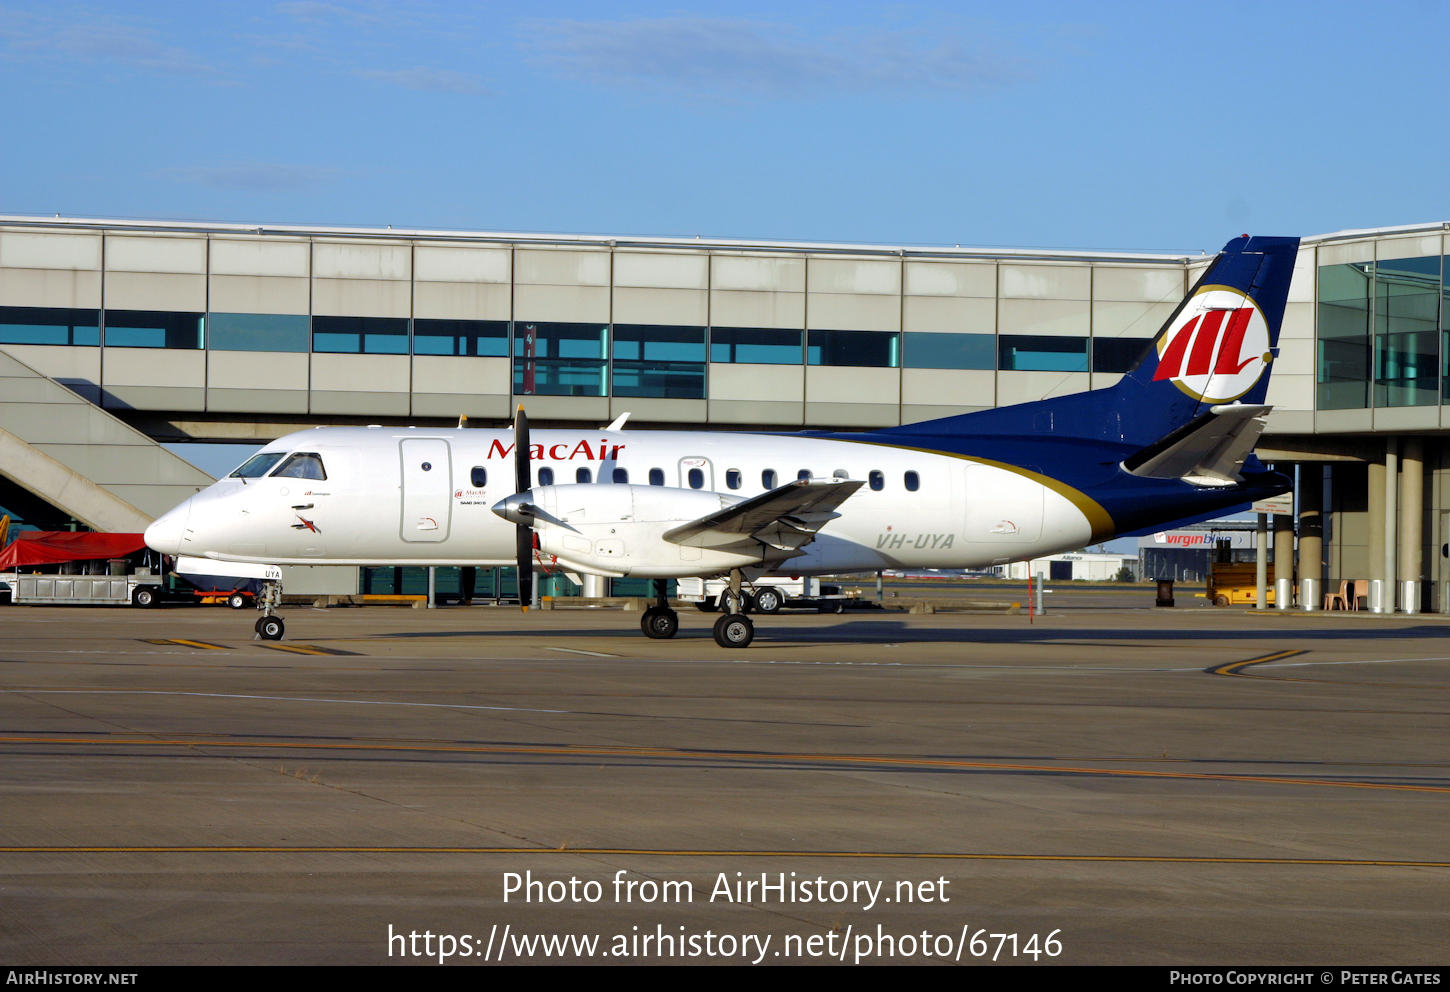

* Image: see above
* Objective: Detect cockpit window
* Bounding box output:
[230,452,284,478]
[271,452,327,481]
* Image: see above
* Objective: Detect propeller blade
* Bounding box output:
[514,404,530,495]
[516,523,534,612]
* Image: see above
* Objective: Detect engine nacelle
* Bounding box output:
[523,484,764,578]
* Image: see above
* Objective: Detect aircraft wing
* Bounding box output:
[662,478,863,551]
[1120,403,1271,487]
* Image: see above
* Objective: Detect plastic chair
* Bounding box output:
[1349,579,1368,611]
[1323,580,1352,611]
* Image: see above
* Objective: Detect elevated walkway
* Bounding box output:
[0,348,213,529]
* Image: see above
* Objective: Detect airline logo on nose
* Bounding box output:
[1152,286,1272,403]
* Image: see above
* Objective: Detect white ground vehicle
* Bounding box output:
[676,576,860,614]
[4,568,167,607]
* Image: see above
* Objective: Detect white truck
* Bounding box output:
[4,566,169,607]
[676,576,862,614]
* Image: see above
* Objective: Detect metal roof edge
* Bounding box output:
[1302,221,1450,245]
[0,214,1199,265]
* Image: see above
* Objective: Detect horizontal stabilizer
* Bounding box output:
[662,478,862,549]
[1120,404,1271,487]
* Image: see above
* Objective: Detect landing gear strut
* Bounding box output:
[640,579,678,639]
[254,580,285,641]
[712,569,754,649]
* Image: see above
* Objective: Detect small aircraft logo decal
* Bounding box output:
[1152,287,1271,403]
[292,514,319,533]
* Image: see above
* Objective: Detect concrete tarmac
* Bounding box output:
[0,601,1447,965]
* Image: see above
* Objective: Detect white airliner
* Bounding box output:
[145,235,1300,647]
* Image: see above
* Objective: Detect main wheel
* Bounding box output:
[131,587,157,608]
[640,606,679,639]
[257,616,285,641]
[752,587,783,614]
[227,592,248,610]
[695,597,720,613]
[713,612,754,648]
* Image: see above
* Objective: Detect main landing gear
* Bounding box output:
[253,580,285,641]
[638,573,756,648]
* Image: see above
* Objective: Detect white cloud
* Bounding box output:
[1,12,215,75]
[355,66,488,94]
[522,17,1032,97]
[155,162,354,193]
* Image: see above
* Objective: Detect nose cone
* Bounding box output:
[491,492,535,526]
[144,500,191,555]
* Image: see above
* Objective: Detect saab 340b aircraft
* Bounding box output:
[145,235,1298,647]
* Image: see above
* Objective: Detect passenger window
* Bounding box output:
[231,451,284,478]
[904,470,920,492]
[726,469,741,490]
[869,470,884,491]
[613,467,629,484]
[576,467,592,483]
[688,468,705,489]
[272,452,327,481]
[538,467,554,486]
[649,468,665,486]
[832,469,848,479]
[797,469,812,481]
[762,469,777,489]
[471,466,486,488]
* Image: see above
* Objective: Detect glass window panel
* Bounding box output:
[648,468,665,486]
[612,324,706,398]
[1092,337,1154,374]
[997,335,1087,372]
[807,329,900,367]
[869,470,884,491]
[576,467,592,483]
[104,310,204,349]
[0,306,100,346]
[762,469,776,489]
[538,467,554,486]
[1374,257,1440,407]
[470,466,487,487]
[513,322,607,396]
[230,452,284,478]
[208,313,309,353]
[612,467,628,483]
[413,318,509,357]
[271,452,327,480]
[688,468,704,489]
[709,327,803,364]
[725,469,741,490]
[903,332,994,369]
[904,471,920,492]
[311,316,408,354]
[797,469,811,481]
[1317,262,1372,410]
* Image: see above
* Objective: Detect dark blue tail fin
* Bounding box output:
[882,235,1301,448]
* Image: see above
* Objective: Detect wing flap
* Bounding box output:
[662,478,862,549]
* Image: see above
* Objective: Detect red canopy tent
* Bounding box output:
[0,532,147,569]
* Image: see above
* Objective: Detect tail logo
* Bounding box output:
[1152,286,1271,403]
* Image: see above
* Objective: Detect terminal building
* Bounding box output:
[0,215,1445,608]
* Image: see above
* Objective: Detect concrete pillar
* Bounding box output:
[1255,513,1268,610]
[1273,511,1294,610]
[1384,437,1399,611]
[581,574,607,598]
[1401,437,1423,614]
[1298,463,1323,610]
[1367,456,1385,611]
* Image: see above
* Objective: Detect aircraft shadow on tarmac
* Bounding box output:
[363,621,1450,645]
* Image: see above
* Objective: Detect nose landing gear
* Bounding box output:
[254,580,285,640]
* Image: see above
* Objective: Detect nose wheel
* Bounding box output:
[253,579,285,640]
[254,615,285,640]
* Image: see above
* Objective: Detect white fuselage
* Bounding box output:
[146,426,1098,577]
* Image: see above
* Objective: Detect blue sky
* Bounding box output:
[2,1,1447,251]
